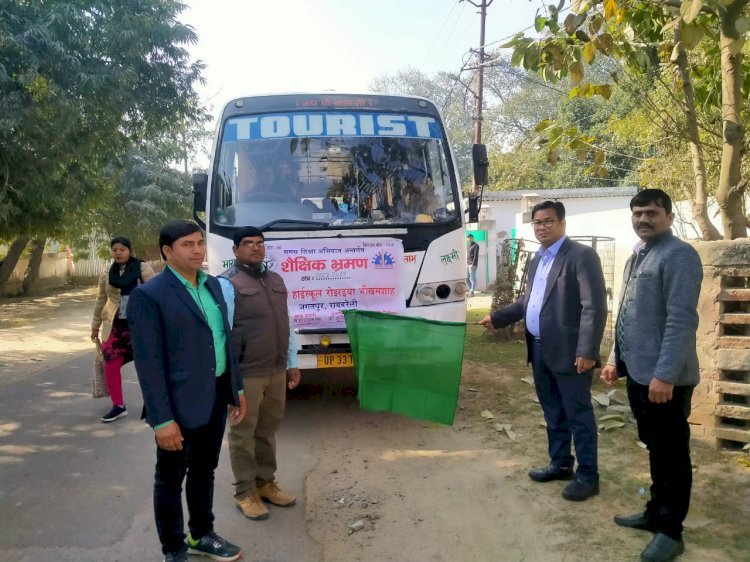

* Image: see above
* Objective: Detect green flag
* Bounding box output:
[343,310,466,425]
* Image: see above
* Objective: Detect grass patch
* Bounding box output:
[464,307,527,367]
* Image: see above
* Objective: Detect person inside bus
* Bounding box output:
[236,156,277,203]
[227,153,301,231]
[339,194,352,213]
[327,196,339,212]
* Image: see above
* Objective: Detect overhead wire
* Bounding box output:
[432,1,471,74]
[423,0,461,66]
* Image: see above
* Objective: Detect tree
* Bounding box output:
[0,0,206,292]
[104,141,196,260]
[503,0,749,238]
[371,55,647,194]
[480,54,643,190]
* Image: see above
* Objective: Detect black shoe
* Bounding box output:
[528,465,573,482]
[614,512,657,532]
[187,531,243,561]
[562,478,599,501]
[100,405,128,423]
[163,552,188,562]
[640,533,685,562]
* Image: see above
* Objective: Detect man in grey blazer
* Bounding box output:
[602,189,702,562]
[480,201,607,502]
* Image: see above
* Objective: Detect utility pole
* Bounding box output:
[463,0,492,148]
[462,0,492,201]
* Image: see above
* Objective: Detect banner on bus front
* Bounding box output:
[264,237,405,330]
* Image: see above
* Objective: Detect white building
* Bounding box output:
[468,187,639,296]
[467,186,722,299]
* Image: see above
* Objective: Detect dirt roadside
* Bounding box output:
[304,360,750,562]
[1,288,748,561]
[0,286,98,384]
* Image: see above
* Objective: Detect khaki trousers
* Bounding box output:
[229,369,286,500]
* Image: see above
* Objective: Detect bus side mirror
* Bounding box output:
[472,144,489,186]
[193,172,208,211]
[468,195,480,224]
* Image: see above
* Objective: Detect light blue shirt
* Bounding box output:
[218,275,298,369]
[525,235,567,338]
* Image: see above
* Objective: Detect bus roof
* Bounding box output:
[220,92,442,120]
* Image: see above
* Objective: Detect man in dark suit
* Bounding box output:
[602,189,702,562]
[480,201,607,501]
[127,220,246,562]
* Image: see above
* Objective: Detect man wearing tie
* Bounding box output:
[480,201,607,501]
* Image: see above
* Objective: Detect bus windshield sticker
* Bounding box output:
[222,113,441,142]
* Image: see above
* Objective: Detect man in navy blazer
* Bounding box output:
[127,220,246,562]
[602,189,702,562]
[480,201,607,502]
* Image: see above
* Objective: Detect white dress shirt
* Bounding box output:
[525,235,567,338]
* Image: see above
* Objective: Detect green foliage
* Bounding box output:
[0,0,206,242]
[500,0,750,236]
[108,144,193,259]
[485,64,642,189]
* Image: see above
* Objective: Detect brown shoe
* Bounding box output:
[257,481,296,507]
[236,491,269,520]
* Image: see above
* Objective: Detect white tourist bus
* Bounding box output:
[193,93,468,370]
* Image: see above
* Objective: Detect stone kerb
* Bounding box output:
[690,240,750,448]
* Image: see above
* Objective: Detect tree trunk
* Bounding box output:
[716,1,748,239]
[673,22,722,241]
[22,238,46,296]
[0,237,30,294]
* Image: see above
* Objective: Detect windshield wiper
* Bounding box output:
[258,219,330,230]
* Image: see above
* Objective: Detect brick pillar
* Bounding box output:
[691,241,750,448]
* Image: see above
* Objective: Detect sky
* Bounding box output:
[181,0,541,116]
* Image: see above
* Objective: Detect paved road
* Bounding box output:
[0,349,338,561]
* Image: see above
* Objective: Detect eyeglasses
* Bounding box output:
[532,218,557,229]
[239,240,265,248]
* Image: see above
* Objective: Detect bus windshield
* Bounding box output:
[212,115,459,229]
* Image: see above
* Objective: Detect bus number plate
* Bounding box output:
[317,353,353,368]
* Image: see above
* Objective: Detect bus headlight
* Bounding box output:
[411,279,467,307]
[453,282,468,297]
[415,285,436,304]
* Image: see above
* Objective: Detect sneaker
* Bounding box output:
[186,531,242,561]
[100,405,128,423]
[163,552,188,562]
[235,491,269,520]
[257,480,296,507]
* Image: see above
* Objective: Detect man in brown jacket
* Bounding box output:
[219,226,301,521]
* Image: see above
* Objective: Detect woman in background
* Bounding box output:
[91,237,155,422]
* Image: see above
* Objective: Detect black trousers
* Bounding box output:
[531,338,598,482]
[154,376,229,554]
[626,373,694,540]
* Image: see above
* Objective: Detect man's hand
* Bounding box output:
[600,364,619,385]
[648,378,674,403]
[287,368,302,390]
[90,329,100,345]
[229,393,247,426]
[478,315,494,330]
[574,357,596,374]
[154,422,183,451]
